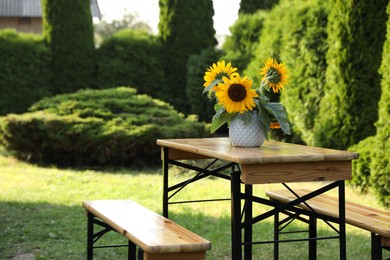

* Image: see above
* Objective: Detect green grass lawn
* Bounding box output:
[0,154,389,259]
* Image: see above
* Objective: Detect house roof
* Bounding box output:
[0,0,101,18]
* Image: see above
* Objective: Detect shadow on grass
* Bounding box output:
[1,200,387,260]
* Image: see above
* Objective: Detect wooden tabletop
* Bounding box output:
[157,138,359,184]
[156,138,359,164]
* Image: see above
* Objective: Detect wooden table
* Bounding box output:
[156,137,359,259]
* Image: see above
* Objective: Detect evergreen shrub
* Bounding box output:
[279,1,329,145]
[372,6,390,206]
[158,0,217,112]
[42,0,95,93]
[0,87,207,167]
[96,30,164,99]
[222,11,268,71]
[350,1,390,207]
[239,0,279,13]
[186,48,223,122]
[0,29,52,116]
[313,0,387,149]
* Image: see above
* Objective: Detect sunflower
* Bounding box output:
[270,121,281,129]
[215,75,258,114]
[260,58,288,93]
[203,60,238,90]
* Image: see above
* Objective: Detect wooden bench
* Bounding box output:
[82,200,211,260]
[266,189,390,259]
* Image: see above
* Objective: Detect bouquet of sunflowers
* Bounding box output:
[202,58,291,139]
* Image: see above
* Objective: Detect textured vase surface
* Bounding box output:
[229,112,265,147]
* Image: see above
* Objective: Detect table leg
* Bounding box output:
[231,169,242,260]
[244,185,253,260]
[162,147,169,218]
[338,180,346,260]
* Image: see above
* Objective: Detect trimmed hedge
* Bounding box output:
[96,29,164,99]
[0,87,207,167]
[0,29,52,116]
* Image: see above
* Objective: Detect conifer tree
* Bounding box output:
[42,0,95,93]
[239,0,278,14]
[158,0,217,112]
[313,0,387,149]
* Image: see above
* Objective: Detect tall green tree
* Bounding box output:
[158,0,217,112]
[369,1,390,206]
[239,0,278,14]
[42,0,95,93]
[222,11,268,71]
[313,0,388,149]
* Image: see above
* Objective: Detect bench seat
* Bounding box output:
[82,200,211,259]
[266,189,390,258]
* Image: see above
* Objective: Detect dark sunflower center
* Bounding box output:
[228,84,247,102]
[267,68,281,84]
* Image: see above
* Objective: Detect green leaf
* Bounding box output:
[210,108,233,133]
[262,102,291,135]
[203,79,221,94]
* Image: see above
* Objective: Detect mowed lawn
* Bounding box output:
[0,153,389,259]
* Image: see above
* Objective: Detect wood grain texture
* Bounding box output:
[241,161,352,184]
[144,252,206,260]
[82,200,211,254]
[266,189,390,240]
[157,138,359,164]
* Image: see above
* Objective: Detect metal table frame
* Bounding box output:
[158,139,357,260]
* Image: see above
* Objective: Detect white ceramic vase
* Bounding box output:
[229,111,265,147]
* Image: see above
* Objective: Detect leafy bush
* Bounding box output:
[0,29,52,116]
[186,48,223,122]
[96,30,164,99]
[0,87,207,167]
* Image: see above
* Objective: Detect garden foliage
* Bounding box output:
[96,29,164,99]
[351,1,390,207]
[0,87,207,167]
[239,0,279,13]
[0,29,52,116]
[222,11,268,71]
[42,0,96,93]
[158,0,217,112]
[186,48,223,122]
[313,0,388,150]
[278,1,329,145]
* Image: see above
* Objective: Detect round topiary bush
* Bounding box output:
[0,87,208,167]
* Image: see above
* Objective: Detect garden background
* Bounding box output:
[0,0,389,259]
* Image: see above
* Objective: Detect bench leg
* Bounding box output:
[127,240,136,260]
[308,213,317,260]
[274,212,279,260]
[371,233,382,260]
[87,212,94,260]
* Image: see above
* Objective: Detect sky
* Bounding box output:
[97,0,240,36]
